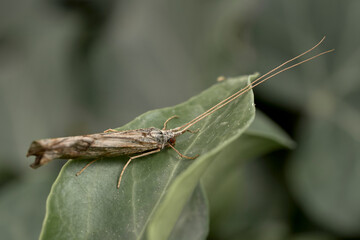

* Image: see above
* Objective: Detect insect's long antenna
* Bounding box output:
[175,37,327,131]
[179,48,334,133]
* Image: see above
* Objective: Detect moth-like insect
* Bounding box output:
[27,37,333,189]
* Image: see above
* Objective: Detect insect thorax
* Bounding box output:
[148,128,176,149]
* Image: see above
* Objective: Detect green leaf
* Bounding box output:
[168,184,209,240]
[40,74,258,240]
[150,110,295,240]
[203,111,294,240]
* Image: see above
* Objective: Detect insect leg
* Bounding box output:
[76,158,100,176]
[117,148,161,189]
[185,128,200,134]
[162,115,179,130]
[104,129,118,133]
[168,144,199,160]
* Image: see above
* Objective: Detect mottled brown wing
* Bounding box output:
[27,128,160,168]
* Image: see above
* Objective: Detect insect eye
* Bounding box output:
[168,138,176,145]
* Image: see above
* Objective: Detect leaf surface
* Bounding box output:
[168,184,209,240]
[197,111,294,240]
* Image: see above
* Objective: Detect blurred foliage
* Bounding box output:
[0,0,359,239]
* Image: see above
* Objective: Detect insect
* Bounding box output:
[27,37,334,189]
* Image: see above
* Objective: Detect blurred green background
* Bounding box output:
[0,0,359,239]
